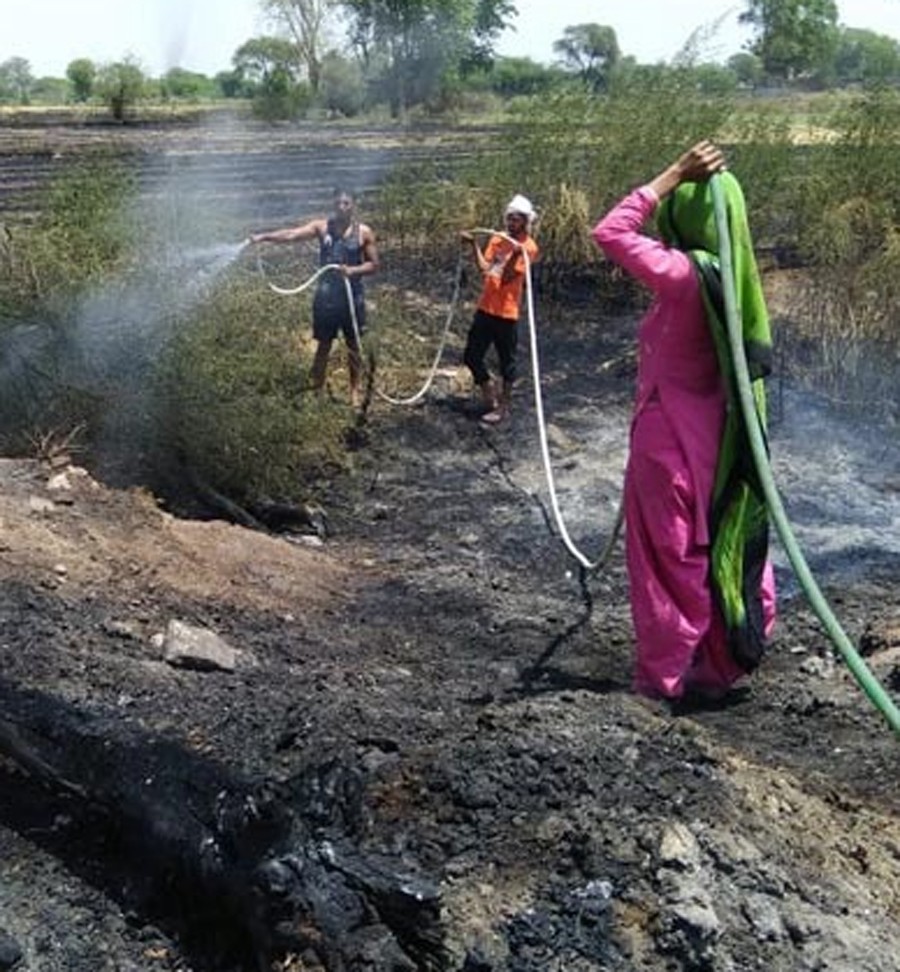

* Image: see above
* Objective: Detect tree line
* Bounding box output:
[1,0,899,120]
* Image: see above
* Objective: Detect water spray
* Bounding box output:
[710,174,900,738]
[179,240,250,295]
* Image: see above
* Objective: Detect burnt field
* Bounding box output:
[0,111,899,972]
[0,107,482,226]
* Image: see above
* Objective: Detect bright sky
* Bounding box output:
[3,0,900,77]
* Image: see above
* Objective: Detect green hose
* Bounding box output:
[710,174,900,738]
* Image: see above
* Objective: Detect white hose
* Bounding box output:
[261,258,345,297]
[255,233,623,570]
[375,253,465,406]
[471,227,623,572]
[255,247,367,379]
[254,246,464,406]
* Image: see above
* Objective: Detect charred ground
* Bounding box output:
[1,310,899,971]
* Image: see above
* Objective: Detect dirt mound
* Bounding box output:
[0,457,347,611]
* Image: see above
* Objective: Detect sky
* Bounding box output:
[3,0,900,78]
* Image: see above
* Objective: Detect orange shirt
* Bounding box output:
[476,234,540,321]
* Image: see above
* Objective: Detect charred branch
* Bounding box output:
[0,677,446,971]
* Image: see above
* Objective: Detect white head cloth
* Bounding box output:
[505,193,534,219]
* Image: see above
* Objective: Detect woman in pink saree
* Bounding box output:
[592,141,776,704]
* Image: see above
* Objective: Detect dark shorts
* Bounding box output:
[312,295,366,345]
[463,309,519,385]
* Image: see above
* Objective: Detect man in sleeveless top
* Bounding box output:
[250,188,378,407]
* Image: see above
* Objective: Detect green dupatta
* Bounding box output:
[657,172,773,672]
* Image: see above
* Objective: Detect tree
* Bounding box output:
[233,36,302,89]
[833,28,900,86]
[483,56,562,97]
[95,59,147,121]
[214,69,251,98]
[739,0,838,81]
[552,23,619,92]
[66,58,96,103]
[31,76,69,105]
[340,0,516,118]
[685,63,739,95]
[160,67,215,100]
[260,0,336,94]
[728,51,765,88]
[462,0,518,72]
[233,37,310,118]
[0,57,34,105]
[319,51,366,115]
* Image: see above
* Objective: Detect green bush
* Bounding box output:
[0,152,135,320]
[154,276,354,503]
[95,59,147,121]
[251,79,313,121]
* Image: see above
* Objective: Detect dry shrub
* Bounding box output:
[809,196,890,271]
[375,163,501,274]
[793,91,900,338]
[367,278,469,400]
[375,85,735,308]
[783,195,900,414]
[0,153,135,323]
[533,182,599,296]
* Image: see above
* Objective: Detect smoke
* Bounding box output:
[0,113,258,485]
[62,116,266,485]
[158,0,193,75]
[156,0,262,78]
[769,386,900,590]
[0,112,412,492]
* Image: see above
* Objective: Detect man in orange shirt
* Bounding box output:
[460,194,540,424]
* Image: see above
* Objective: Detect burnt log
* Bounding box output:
[0,677,445,970]
[249,499,329,537]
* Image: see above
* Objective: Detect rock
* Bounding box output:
[658,822,701,870]
[663,889,722,958]
[798,655,834,678]
[46,471,73,492]
[545,423,579,453]
[161,619,238,672]
[742,892,788,942]
[859,619,900,656]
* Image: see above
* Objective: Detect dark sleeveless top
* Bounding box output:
[315,217,365,311]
